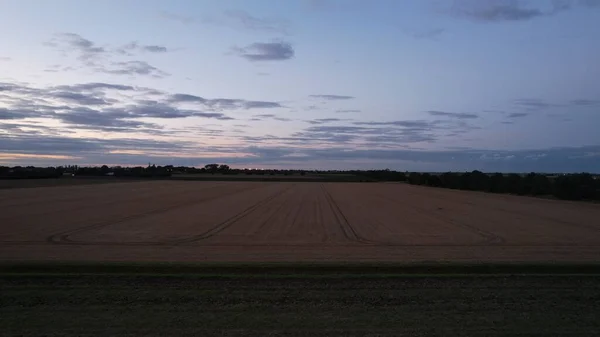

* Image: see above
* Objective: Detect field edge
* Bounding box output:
[3,261,600,277]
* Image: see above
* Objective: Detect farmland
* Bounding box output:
[1,180,599,262]
[2,181,600,336]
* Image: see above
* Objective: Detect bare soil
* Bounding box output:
[1,181,599,262]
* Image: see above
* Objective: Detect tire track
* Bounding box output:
[367,192,506,245]
[390,184,600,235]
[320,184,372,245]
[247,185,297,241]
[46,184,269,246]
[1,182,226,222]
[173,184,295,245]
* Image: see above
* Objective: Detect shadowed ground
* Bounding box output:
[1,263,600,336]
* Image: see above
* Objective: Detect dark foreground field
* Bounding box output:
[2,264,600,336]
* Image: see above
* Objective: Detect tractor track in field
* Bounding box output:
[398,186,600,233]
[365,192,506,246]
[44,184,269,246]
[320,184,374,245]
[0,182,227,222]
[173,184,295,244]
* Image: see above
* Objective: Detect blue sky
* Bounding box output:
[1,0,599,172]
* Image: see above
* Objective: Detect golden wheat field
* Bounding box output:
[1,181,599,262]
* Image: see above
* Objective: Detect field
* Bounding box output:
[1,180,600,262]
[2,269,600,336]
[0,177,140,190]
[2,181,600,336]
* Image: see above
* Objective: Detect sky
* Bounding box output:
[1,0,599,172]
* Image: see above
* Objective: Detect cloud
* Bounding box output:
[54,83,136,92]
[168,93,206,103]
[1,80,285,128]
[0,107,44,120]
[250,114,293,122]
[223,10,290,34]
[0,81,260,135]
[304,0,363,12]
[427,110,478,119]
[336,109,361,113]
[235,41,294,61]
[3,124,600,172]
[116,42,169,55]
[98,61,170,78]
[160,11,197,24]
[48,33,106,60]
[306,118,348,124]
[160,10,290,35]
[513,98,559,111]
[168,94,283,110]
[45,33,170,77]
[0,122,69,136]
[353,120,434,128]
[120,102,232,120]
[507,112,529,118]
[0,134,186,156]
[243,101,283,109]
[411,28,445,39]
[309,94,354,100]
[448,0,600,23]
[293,123,439,145]
[451,0,544,22]
[50,91,109,105]
[0,57,11,61]
[54,107,161,132]
[570,99,600,106]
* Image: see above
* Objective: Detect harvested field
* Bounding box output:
[1,181,600,262]
[0,177,136,189]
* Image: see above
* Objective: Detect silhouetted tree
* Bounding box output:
[204,164,219,174]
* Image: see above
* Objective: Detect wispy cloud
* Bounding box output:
[45,33,170,77]
[46,33,106,62]
[309,94,354,100]
[570,99,600,106]
[450,0,543,22]
[168,94,283,110]
[234,41,295,61]
[159,11,196,24]
[448,0,600,23]
[427,110,478,119]
[98,61,170,78]
[116,42,169,55]
[305,118,348,124]
[0,81,298,135]
[507,112,529,118]
[514,98,560,111]
[160,10,290,35]
[411,28,445,39]
[223,10,290,35]
[250,114,293,122]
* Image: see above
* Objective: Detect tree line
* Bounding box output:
[2,164,598,201]
[0,164,172,179]
[404,171,600,201]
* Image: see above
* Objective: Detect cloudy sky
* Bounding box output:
[1,0,599,172]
